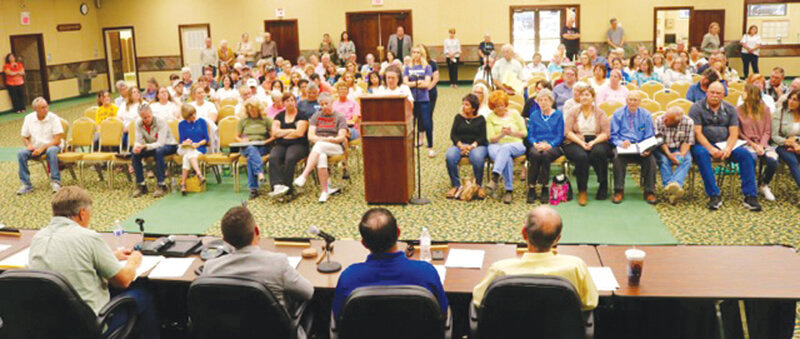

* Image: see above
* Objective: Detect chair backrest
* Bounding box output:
[528,75,546,86]
[218,105,236,121]
[188,275,295,339]
[578,76,591,84]
[70,118,97,149]
[654,89,681,111]
[476,275,586,339]
[509,93,525,107]
[337,285,447,339]
[669,82,691,97]
[218,116,241,149]
[220,98,239,109]
[640,99,662,114]
[59,118,70,145]
[168,119,180,143]
[551,72,563,82]
[84,106,98,121]
[632,89,649,100]
[724,88,742,106]
[357,81,368,92]
[728,80,745,92]
[599,101,624,117]
[508,101,523,113]
[667,98,694,114]
[691,74,702,83]
[98,117,124,149]
[640,81,665,99]
[0,270,102,339]
[623,82,638,91]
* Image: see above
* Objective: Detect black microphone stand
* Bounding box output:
[317,237,342,273]
[410,78,430,205]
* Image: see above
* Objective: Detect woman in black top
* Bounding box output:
[268,92,309,199]
[445,94,488,199]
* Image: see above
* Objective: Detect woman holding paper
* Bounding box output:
[236,98,275,199]
[772,89,800,194]
[177,105,208,195]
[738,84,777,201]
[563,86,612,205]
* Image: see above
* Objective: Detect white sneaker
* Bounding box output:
[293,175,307,187]
[328,187,341,195]
[16,185,34,195]
[760,185,775,201]
[268,185,290,198]
[428,149,436,158]
[319,191,330,203]
[51,181,61,194]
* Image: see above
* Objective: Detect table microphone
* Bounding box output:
[308,225,336,243]
[134,218,146,251]
[308,226,341,273]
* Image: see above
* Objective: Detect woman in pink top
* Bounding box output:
[595,69,629,105]
[3,53,26,113]
[265,91,285,119]
[332,82,361,140]
[738,83,777,201]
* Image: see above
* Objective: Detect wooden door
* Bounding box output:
[10,34,49,102]
[690,10,725,48]
[378,11,412,59]
[264,20,299,64]
[179,24,210,77]
[346,11,412,63]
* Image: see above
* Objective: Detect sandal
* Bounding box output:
[180,184,187,196]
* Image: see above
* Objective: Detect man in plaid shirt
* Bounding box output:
[654,107,695,203]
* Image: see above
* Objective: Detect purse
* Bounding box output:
[185,175,205,193]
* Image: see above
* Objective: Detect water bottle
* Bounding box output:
[171,177,177,193]
[419,227,432,262]
[112,220,124,250]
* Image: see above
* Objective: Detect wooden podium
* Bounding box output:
[360,95,415,204]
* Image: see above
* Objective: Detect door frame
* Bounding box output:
[178,23,211,67]
[264,19,300,62]
[345,10,414,45]
[9,33,50,102]
[102,26,140,92]
[653,7,694,52]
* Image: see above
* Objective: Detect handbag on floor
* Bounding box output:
[549,174,572,205]
[185,175,205,193]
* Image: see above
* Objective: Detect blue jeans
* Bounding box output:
[414,101,433,148]
[743,146,777,185]
[18,146,60,187]
[691,145,757,197]
[655,148,692,187]
[348,126,360,140]
[107,286,160,339]
[488,143,526,191]
[132,145,178,185]
[776,146,800,188]
[242,145,270,190]
[445,145,487,187]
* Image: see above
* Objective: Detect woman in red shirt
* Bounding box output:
[4,54,26,113]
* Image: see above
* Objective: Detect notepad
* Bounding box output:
[121,255,164,280]
[434,265,447,285]
[288,256,301,269]
[588,267,620,291]
[714,140,746,151]
[0,244,11,253]
[616,136,660,155]
[0,247,29,268]
[444,249,485,269]
[147,257,195,278]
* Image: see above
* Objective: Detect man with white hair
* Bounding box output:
[259,32,278,63]
[491,44,525,95]
[114,80,128,107]
[610,91,658,204]
[654,106,694,203]
[17,97,64,195]
[200,37,218,76]
[587,46,608,69]
[180,67,193,92]
[131,104,178,198]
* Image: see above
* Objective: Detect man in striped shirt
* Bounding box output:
[654,106,694,203]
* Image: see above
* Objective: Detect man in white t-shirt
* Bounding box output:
[17,97,64,195]
[491,44,525,95]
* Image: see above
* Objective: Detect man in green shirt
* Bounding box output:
[236,98,275,199]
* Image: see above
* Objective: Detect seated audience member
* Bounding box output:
[235,86,254,118]
[596,69,630,105]
[486,90,528,204]
[690,82,761,211]
[491,44,526,95]
[588,64,609,91]
[236,99,275,200]
[472,82,492,117]
[365,71,382,94]
[654,107,694,203]
[686,68,727,103]
[526,52,548,77]
[587,46,609,69]
[775,78,800,114]
[297,83,321,119]
[181,67,194,92]
[736,74,776,113]
[377,65,414,102]
[332,82,361,140]
[150,87,181,121]
[576,52,594,79]
[268,93,309,199]
[521,80,552,120]
[216,75,240,102]
[172,80,187,103]
[472,206,598,311]
[608,58,630,83]
[29,186,159,338]
[526,89,564,204]
[547,53,564,75]
[610,92,657,204]
[662,58,692,87]
[765,67,788,102]
[177,105,208,196]
[119,87,144,145]
[652,53,666,79]
[738,84,777,201]
[17,97,64,195]
[689,47,707,71]
[631,57,660,86]
[203,206,313,338]
[189,86,218,123]
[292,93,347,202]
[95,90,118,125]
[553,66,577,112]
[772,89,800,197]
[114,80,129,107]
[563,86,612,205]
[266,92,285,119]
[341,72,363,100]
[142,78,158,102]
[131,105,178,198]
[332,208,448,318]
[360,53,377,74]
[445,94,488,199]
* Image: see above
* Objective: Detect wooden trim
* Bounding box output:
[178,23,211,69]
[46,58,106,67]
[102,26,139,92]
[508,5,581,56]
[653,7,694,52]
[9,33,50,102]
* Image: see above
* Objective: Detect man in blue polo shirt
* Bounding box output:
[332,208,448,318]
[686,68,727,103]
[610,92,657,204]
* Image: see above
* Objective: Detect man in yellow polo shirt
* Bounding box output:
[472,206,598,311]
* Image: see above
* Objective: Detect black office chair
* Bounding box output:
[469,275,593,339]
[187,275,313,339]
[330,285,452,339]
[0,269,139,339]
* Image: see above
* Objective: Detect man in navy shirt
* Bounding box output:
[297,83,321,119]
[686,68,727,103]
[332,208,448,318]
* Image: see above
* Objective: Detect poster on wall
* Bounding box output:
[20,12,30,26]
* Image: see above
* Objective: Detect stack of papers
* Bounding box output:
[147,257,196,278]
[714,140,746,151]
[444,249,485,269]
[121,255,165,280]
[588,267,620,291]
[288,256,302,269]
[0,244,11,253]
[0,248,29,268]
[434,265,447,285]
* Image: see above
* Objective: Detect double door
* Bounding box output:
[346,11,412,62]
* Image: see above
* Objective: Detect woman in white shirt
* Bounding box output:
[189,86,219,152]
[652,53,667,79]
[662,58,692,88]
[595,70,629,105]
[525,53,548,79]
[150,87,181,121]
[740,25,761,78]
[588,64,608,92]
[444,28,462,88]
[377,65,414,104]
[215,75,240,102]
[689,47,707,73]
[118,87,142,131]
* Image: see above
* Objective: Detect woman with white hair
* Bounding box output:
[266,91,285,118]
[472,82,492,117]
[181,67,193,93]
[525,88,565,204]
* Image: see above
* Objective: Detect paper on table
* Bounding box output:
[0,247,29,268]
[121,255,164,280]
[615,145,639,155]
[0,244,11,253]
[288,256,301,269]
[444,249,485,269]
[715,140,746,151]
[434,265,447,285]
[588,267,620,291]
[147,257,195,278]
